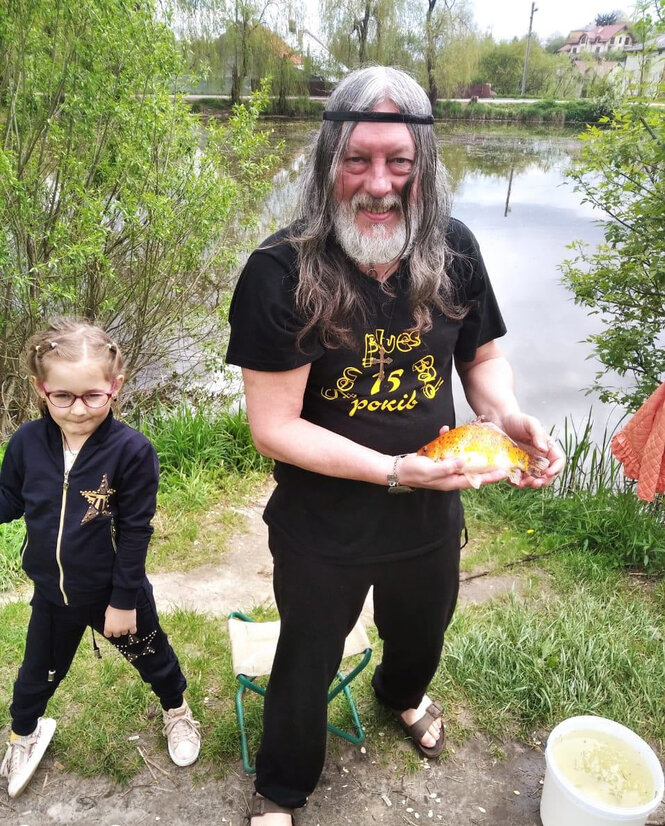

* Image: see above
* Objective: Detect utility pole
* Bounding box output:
[520,1,538,95]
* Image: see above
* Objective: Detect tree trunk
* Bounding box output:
[426,0,438,106]
[231,62,241,104]
[357,1,371,65]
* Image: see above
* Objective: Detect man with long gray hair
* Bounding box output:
[226,66,564,825]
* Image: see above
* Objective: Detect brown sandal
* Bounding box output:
[246,793,296,824]
[395,701,446,759]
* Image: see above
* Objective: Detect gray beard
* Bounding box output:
[333,194,418,267]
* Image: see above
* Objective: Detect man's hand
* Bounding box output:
[104,606,138,638]
[396,451,508,492]
[499,411,566,488]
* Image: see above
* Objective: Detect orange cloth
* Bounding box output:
[611,382,665,502]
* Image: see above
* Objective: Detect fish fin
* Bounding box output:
[464,472,483,489]
[507,468,522,485]
[527,456,549,477]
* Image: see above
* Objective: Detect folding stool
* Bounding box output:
[227,611,373,773]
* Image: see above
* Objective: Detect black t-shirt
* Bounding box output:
[226,218,506,563]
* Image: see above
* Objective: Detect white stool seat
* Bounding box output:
[228,616,372,677]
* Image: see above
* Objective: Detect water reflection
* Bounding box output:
[250,122,626,442]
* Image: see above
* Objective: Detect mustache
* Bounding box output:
[350,194,402,213]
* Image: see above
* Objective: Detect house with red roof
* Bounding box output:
[558,23,634,56]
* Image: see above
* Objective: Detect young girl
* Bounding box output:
[0,319,201,799]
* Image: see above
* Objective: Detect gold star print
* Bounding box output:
[80,474,115,524]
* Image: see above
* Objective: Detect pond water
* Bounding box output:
[248,121,627,443]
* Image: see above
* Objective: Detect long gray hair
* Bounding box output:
[289,66,465,349]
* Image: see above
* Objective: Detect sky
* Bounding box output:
[458,0,635,42]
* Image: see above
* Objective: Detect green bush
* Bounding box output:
[0,1,280,435]
[561,103,665,409]
[433,99,609,124]
[262,96,326,118]
[0,442,26,590]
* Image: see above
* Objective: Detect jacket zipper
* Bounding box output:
[55,468,70,605]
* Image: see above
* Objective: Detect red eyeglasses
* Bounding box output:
[40,382,115,409]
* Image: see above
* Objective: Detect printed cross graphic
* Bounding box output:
[369,346,393,381]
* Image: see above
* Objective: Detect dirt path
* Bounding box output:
[2,487,664,826]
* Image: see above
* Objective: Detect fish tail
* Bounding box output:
[527,455,549,477]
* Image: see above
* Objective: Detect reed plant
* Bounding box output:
[555,412,625,495]
[462,413,665,573]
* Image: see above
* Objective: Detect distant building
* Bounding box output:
[623,34,665,97]
[558,23,634,56]
[571,59,623,95]
[287,27,348,86]
[455,83,496,99]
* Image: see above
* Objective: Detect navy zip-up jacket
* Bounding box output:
[0,411,159,609]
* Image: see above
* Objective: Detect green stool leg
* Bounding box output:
[229,612,372,774]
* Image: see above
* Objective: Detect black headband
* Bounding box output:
[323,110,434,125]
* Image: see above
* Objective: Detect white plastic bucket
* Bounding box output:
[540,716,664,826]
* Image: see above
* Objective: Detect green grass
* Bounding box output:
[0,519,26,591]
[459,522,535,573]
[0,602,240,782]
[0,533,662,782]
[433,562,665,752]
[460,413,665,574]
[462,483,665,573]
[143,403,273,571]
[149,469,266,571]
[141,403,272,478]
[0,407,663,780]
[433,98,615,124]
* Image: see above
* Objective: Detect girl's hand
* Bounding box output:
[104,606,137,638]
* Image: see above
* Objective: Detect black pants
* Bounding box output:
[10,583,187,736]
[255,533,461,809]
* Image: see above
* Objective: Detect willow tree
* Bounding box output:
[423,0,474,104]
[0,0,279,433]
[321,0,405,67]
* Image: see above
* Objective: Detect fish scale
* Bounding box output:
[417,420,548,488]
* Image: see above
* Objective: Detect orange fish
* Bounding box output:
[417,420,549,488]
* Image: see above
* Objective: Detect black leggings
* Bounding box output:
[10,583,187,736]
[255,534,461,810]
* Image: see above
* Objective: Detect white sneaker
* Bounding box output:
[0,717,57,798]
[162,700,200,767]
